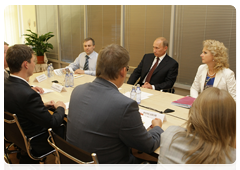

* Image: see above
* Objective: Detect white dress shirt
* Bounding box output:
[67,51,98,76]
[10,74,29,85]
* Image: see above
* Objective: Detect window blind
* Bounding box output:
[124,5,171,67]
[173,5,236,85]
[87,5,121,53]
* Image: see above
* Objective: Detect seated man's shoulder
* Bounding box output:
[166,55,178,64]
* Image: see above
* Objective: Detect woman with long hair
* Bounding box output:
[158,87,236,164]
[190,40,236,101]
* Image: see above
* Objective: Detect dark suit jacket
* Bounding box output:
[66,77,164,164]
[127,53,178,91]
[4,76,65,154]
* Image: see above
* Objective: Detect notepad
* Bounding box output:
[171,96,196,109]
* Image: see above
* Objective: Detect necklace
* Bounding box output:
[208,70,216,77]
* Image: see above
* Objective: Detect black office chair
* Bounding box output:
[4,140,20,164]
[4,111,55,163]
[48,128,100,170]
[48,128,99,164]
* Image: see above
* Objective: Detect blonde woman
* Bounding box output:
[158,87,236,164]
[190,40,236,101]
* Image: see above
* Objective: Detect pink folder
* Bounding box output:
[171,96,196,109]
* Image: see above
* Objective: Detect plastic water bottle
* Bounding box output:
[50,63,54,77]
[130,86,136,100]
[69,72,74,87]
[136,84,141,104]
[65,72,69,87]
[47,64,51,78]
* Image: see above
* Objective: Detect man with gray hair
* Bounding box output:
[67,44,163,164]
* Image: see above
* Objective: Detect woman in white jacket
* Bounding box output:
[190,40,236,101]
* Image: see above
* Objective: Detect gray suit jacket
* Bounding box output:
[66,77,163,164]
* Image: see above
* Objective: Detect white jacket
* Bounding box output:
[190,64,236,101]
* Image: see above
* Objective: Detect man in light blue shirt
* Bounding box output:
[67,37,98,76]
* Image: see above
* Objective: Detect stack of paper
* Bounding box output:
[139,109,167,129]
[171,96,196,109]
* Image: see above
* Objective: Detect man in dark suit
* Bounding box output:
[127,37,178,91]
[66,44,164,164]
[4,44,66,163]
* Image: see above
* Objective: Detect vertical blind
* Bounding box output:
[87,5,121,53]
[173,5,236,85]
[36,5,58,60]
[34,5,236,87]
[124,5,171,67]
[59,5,84,62]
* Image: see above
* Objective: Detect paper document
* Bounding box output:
[124,91,153,101]
[54,68,65,76]
[41,88,54,94]
[141,115,153,129]
[139,109,167,123]
[74,75,83,79]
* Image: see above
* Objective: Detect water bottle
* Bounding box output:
[130,86,136,100]
[136,84,141,104]
[47,64,51,78]
[50,63,54,77]
[65,72,69,87]
[69,72,74,87]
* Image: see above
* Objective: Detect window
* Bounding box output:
[4,5,21,45]
[87,5,121,53]
[59,5,84,63]
[173,5,236,86]
[124,5,171,67]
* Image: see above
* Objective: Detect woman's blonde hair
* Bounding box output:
[172,87,236,164]
[203,40,229,73]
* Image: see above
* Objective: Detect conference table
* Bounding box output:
[29,72,189,155]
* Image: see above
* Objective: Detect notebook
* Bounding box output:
[171,96,196,109]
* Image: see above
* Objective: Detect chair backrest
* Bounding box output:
[4,111,55,161]
[48,128,99,164]
[4,112,27,152]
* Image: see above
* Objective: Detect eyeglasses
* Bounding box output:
[126,66,129,72]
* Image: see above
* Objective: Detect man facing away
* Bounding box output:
[4,44,66,163]
[66,44,164,164]
[127,37,178,91]
[66,37,98,76]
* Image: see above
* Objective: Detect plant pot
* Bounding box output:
[37,56,45,64]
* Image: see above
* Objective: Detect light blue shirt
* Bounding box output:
[67,51,98,76]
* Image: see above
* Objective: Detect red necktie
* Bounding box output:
[145,57,160,83]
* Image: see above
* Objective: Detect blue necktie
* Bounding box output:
[83,55,89,70]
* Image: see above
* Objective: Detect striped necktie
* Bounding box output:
[83,55,89,70]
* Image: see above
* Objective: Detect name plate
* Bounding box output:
[34,74,47,83]
[51,83,67,93]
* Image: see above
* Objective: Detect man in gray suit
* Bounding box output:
[66,44,164,164]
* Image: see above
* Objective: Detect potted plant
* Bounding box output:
[23,29,54,64]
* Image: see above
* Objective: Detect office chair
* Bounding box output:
[4,111,55,163]
[48,128,99,164]
[4,140,20,164]
[48,128,100,170]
